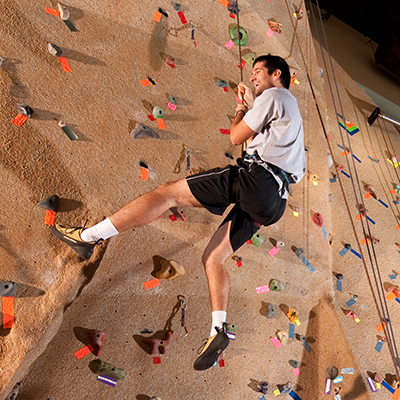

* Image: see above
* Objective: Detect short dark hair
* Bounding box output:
[253,54,290,89]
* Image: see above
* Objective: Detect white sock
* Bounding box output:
[80,218,119,242]
[210,311,226,336]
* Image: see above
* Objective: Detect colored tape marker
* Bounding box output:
[293,367,300,376]
[153,10,162,22]
[382,380,395,394]
[266,28,274,37]
[302,341,312,352]
[74,344,94,359]
[366,215,375,224]
[367,377,377,392]
[350,249,362,259]
[375,340,383,352]
[58,57,72,72]
[220,129,230,135]
[157,118,166,129]
[341,368,354,374]
[144,278,160,290]
[97,375,117,387]
[333,375,344,384]
[289,390,302,400]
[45,6,61,17]
[288,322,295,338]
[346,298,356,307]
[270,337,281,349]
[177,11,187,24]
[140,79,152,86]
[353,155,362,163]
[153,356,161,364]
[12,113,29,127]
[168,102,177,111]
[140,167,149,181]
[224,39,235,50]
[256,285,270,294]
[268,246,279,257]
[336,279,342,291]
[325,378,332,394]
[301,256,315,273]
[3,297,15,329]
[44,210,56,226]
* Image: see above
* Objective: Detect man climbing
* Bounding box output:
[51,54,306,371]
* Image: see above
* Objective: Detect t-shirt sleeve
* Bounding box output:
[243,90,276,133]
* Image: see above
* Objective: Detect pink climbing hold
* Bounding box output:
[312,212,324,228]
[142,331,174,354]
[88,330,107,356]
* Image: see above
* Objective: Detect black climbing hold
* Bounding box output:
[158,7,168,17]
[225,152,234,159]
[257,381,269,394]
[147,77,156,85]
[37,194,60,212]
[139,160,148,169]
[172,2,182,11]
[344,243,352,250]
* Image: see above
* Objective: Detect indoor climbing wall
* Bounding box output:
[0,0,399,399]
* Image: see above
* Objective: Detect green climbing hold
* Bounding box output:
[229,26,248,46]
[242,52,257,66]
[269,279,283,291]
[89,359,127,380]
[251,232,264,247]
[152,106,164,119]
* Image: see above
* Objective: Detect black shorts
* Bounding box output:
[186,161,287,251]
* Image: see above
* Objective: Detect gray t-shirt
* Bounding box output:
[243,87,306,198]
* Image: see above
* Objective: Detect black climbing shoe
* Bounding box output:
[194,324,231,371]
[51,224,101,259]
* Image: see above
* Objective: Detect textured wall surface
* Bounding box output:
[0,0,399,399]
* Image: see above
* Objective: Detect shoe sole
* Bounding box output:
[51,226,94,260]
[193,332,230,371]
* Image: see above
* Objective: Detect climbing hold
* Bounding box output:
[17,104,33,119]
[297,334,306,342]
[155,259,185,280]
[5,382,21,400]
[164,55,175,67]
[216,79,228,87]
[287,307,298,323]
[241,52,257,66]
[131,122,159,139]
[289,360,299,369]
[88,330,107,357]
[89,359,127,380]
[326,366,339,379]
[250,232,264,247]
[37,194,60,211]
[278,382,292,394]
[257,381,269,395]
[0,57,4,68]
[142,330,174,354]
[373,372,384,383]
[386,285,400,297]
[58,3,70,20]
[294,248,304,259]
[48,43,64,57]
[312,212,323,227]
[59,121,78,140]
[268,21,283,34]
[229,26,248,46]
[294,8,304,19]
[266,303,275,318]
[269,279,282,291]
[172,1,181,11]
[364,184,377,199]
[228,1,240,15]
[152,106,164,119]
[277,331,288,344]
[0,281,19,297]
[335,273,343,280]
[168,94,177,105]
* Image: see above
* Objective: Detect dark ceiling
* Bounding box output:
[309,0,400,45]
